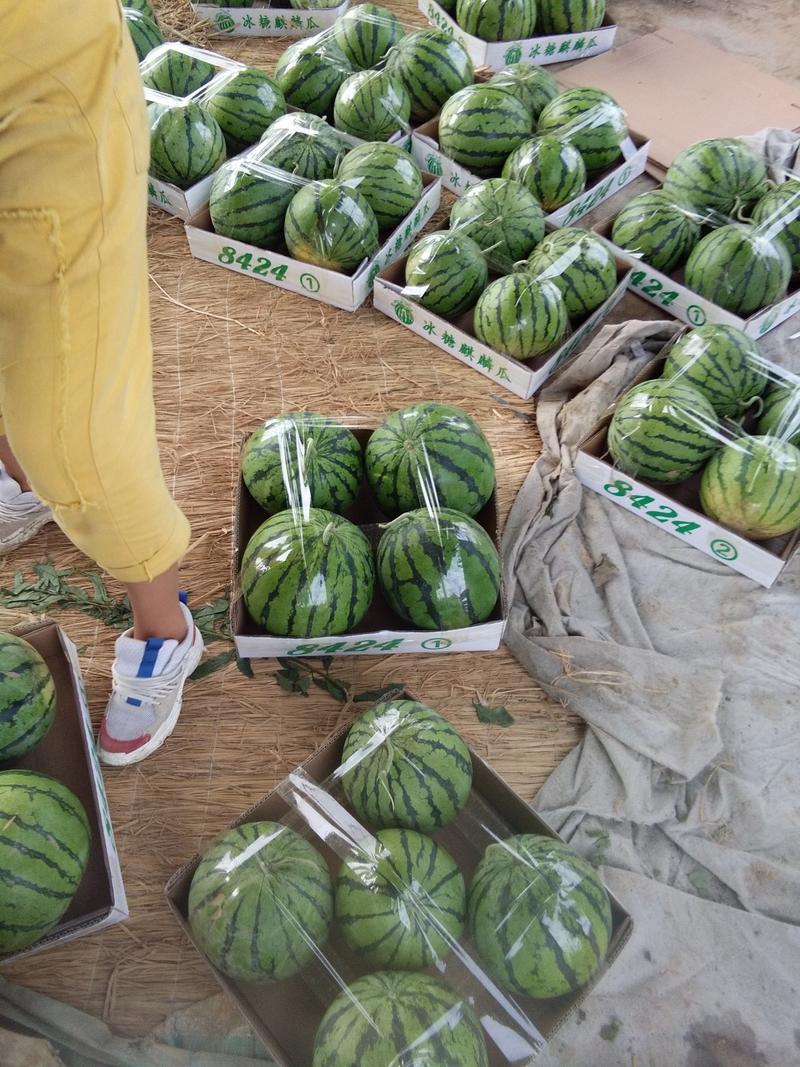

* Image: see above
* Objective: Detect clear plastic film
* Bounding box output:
[208,155,309,248]
[139,42,242,100]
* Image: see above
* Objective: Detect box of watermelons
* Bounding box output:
[166,696,633,1066]
[192,0,351,39]
[576,326,800,586]
[230,409,507,656]
[0,619,127,965]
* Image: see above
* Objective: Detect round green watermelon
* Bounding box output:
[700,435,800,540]
[365,402,495,518]
[663,137,769,217]
[254,113,350,181]
[752,179,800,272]
[385,29,474,124]
[404,231,488,317]
[209,159,298,248]
[273,35,353,118]
[142,47,216,97]
[334,69,411,142]
[502,135,587,212]
[312,972,488,1067]
[757,382,800,445]
[241,509,374,637]
[662,325,768,417]
[537,0,606,33]
[608,379,721,484]
[538,87,628,173]
[241,413,363,515]
[449,178,545,273]
[683,224,791,317]
[335,828,465,969]
[0,770,90,953]
[340,700,472,832]
[336,142,422,230]
[526,228,617,318]
[124,0,156,18]
[0,634,56,762]
[456,0,537,41]
[188,821,333,982]
[468,834,613,999]
[377,507,501,630]
[474,275,568,360]
[150,104,226,189]
[284,180,379,273]
[202,68,286,150]
[611,189,701,272]
[438,84,533,177]
[123,8,163,62]
[489,65,559,123]
[333,4,404,70]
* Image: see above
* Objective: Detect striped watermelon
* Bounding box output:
[468,834,613,999]
[124,0,156,18]
[456,0,537,41]
[188,821,333,982]
[474,275,568,359]
[537,88,628,173]
[365,402,495,518]
[142,48,217,97]
[147,100,168,129]
[202,68,286,151]
[385,29,474,124]
[489,65,559,123]
[241,509,374,636]
[538,0,606,33]
[683,224,791,317]
[449,178,545,273]
[757,383,800,445]
[150,104,226,189]
[608,380,720,484]
[611,189,701,272]
[663,138,769,217]
[333,4,404,70]
[313,972,488,1067]
[336,142,423,230]
[254,113,350,181]
[662,325,768,418]
[700,435,800,540]
[335,828,465,969]
[0,771,90,954]
[752,179,800,272]
[404,231,488,317]
[526,228,617,318]
[273,36,353,118]
[284,180,379,272]
[438,84,533,177]
[334,70,411,142]
[209,160,299,248]
[0,635,55,763]
[340,700,472,832]
[502,136,587,212]
[377,507,501,630]
[123,8,163,62]
[241,413,364,515]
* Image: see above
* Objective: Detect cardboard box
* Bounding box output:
[192,0,350,37]
[231,427,506,657]
[0,620,128,965]
[374,233,632,399]
[185,173,441,312]
[420,0,616,70]
[165,712,633,1066]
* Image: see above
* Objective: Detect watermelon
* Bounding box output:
[273,36,353,118]
[284,180,379,272]
[611,189,701,272]
[201,68,286,151]
[254,113,350,181]
[752,179,800,272]
[0,770,90,954]
[502,135,587,212]
[537,87,628,173]
[150,104,226,189]
[0,635,55,763]
[662,325,768,418]
[365,402,495,518]
[123,8,163,62]
[333,4,404,70]
[241,413,364,515]
[449,178,545,273]
[757,382,800,445]
[335,828,465,969]
[340,700,472,832]
[404,231,488,317]
[188,821,333,982]
[377,507,501,630]
[663,138,769,218]
[336,142,423,230]
[209,159,299,248]
[700,435,800,540]
[683,224,791,317]
[438,84,533,177]
[385,29,474,124]
[241,509,374,636]
[608,379,721,484]
[468,834,613,999]
[526,228,617,318]
[489,65,559,123]
[312,972,488,1067]
[334,70,411,142]
[124,0,156,18]
[456,0,537,42]
[474,275,568,360]
[147,101,169,129]
[537,0,606,33]
[142,48,217,97]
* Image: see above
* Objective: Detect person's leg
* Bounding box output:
[0,435,31,492]
[126,565,186,642]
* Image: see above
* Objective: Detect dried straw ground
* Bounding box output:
[2,0,798,1039]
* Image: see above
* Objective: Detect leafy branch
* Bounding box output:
[275,657,405,705]
[473,698,515,727]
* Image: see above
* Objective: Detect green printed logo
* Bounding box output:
[504,45,523,65]
[686,304,707,326]
[215,12,236,32]
[616,166,632,186]
[710,539,738,561]
[757,311,778,336]
[421,637,453,650]
[300,272,320,293]
[393,300,414,325]
[425,153,443,177]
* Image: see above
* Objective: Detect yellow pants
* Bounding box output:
[0,1,190,583]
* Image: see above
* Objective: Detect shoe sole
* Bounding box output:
[0,511,54,554]
[98,629,205,767]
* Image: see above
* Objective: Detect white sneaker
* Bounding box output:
[98,602,205,766]
[0,466,53,553]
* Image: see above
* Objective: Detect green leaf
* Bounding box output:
[276,669,310,695]
[354,684,406,703]
[319,656,334,670]
[688,867,715,899]
[277,657,300,671]
[473,700,515,727]
[190,649,236,680]
[586,827,611,868]
[313,675,350,702]
[235,655,254,678]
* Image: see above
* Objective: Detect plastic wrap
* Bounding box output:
[139,42,241,98]
[208,156,308,249]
